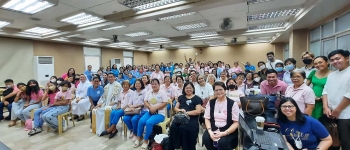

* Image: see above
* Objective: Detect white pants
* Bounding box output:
[71,98,91,116]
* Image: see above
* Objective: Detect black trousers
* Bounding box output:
[199,113,204,125]
[168,118,199,150]
[202,129,238,150]
[337,119,350,150]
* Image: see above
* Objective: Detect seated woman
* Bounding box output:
[71,74,92,121]
[195,75,214,129]
[87,76,104,127]
[142,75,151,92]
[9,83,27,127]
[277,97,332,150]
[134,79,168,149]
[284,69,315,116]
[174,75,184,97]
[66,75,76,94]
[202,82,239,150]
[123,79,147,142]
[160,76,176,117]
[100,80,131,138]
[168,82,202,150]
[28,82,59,135]
[16,80,43,122]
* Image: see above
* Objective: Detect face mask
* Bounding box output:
[57,81,62,84]
[61,87,68,91]
[50,79,56,82]
[20,86,26,91]
[228,84,236,90]
[30,86,36,89]
[276,67,283,72]
[75,78,80,80]
[49,86,56,91]
[254,78,261,82]
[268,57,274,61]
[176,74,181,76]
[302,59,312,65]
[259,65,266,70]
[175,66,178,69]
[190,66,194,69]
[232,74,237,79]
[286,64,295,71]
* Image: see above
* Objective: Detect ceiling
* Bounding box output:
[0,0,346,51]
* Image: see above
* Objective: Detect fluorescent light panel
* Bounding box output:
[157,12,196,21]
[88,38,110,42]
[118,0,183,11]
[145,37,170,42]
[188,30,218,38]
[248,8,301,21]
[109,42,134,46]
[24,27,58,35]
[173,21,209,31]
[247,0,273,4]
[102,25,127,31]
[247,37,271,41]
[60,13,104,25]
[203,39,227,46]
[124,31,151,37]
[248,22,286,30]
[0,21,11,28]
[65,34,81,38]
[2,0,56,14]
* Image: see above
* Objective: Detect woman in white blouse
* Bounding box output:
[195,75,214,128]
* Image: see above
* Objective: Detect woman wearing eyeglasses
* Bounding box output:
[284,69,315,116]
[202,82,239,150]
[277,97,332,150]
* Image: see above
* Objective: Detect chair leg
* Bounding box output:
[70,113,75,127]
[58,115,63,135]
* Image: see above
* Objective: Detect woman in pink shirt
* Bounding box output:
[284,69,315,116]
[160,76,177,117]
[142,75,152,92]
[16,80,44,122]
[43,82,59,106]
[61,68,76,80]
[203,82,239,150]
[231,62,243,74]
[150,65,164,84]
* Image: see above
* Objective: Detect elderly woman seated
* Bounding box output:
[168,82,202,150]
[92,73,122,136]
[202,82,240,150]
[99,80,132,139]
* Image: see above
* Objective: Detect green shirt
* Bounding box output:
[307,70,328,97]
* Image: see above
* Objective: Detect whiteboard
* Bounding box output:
[84,56,100,73]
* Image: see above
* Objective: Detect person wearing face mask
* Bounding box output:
[253,73,263,85]
[8,83,27,127]
[300,51,317,78]
[257,61,268,80]
[283,58,298,86]
[226,78,245,108]
[56,77,64,86]
[0,79,19,121]
[266,52,283,70]
[173,63,182,73]
[50,76,57,83]
[275,62,285,81]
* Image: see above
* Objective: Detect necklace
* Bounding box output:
[216,99,226,113]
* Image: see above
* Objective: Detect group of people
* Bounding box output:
[0,49,349,150]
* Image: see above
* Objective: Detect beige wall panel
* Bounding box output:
[101,48,123,68]
[134,51,149,65]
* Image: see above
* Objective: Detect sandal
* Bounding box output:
[132,136,137,142]
[141,143,148,149]
[129,133,134,139]
[8,120,17,127]
[134,140,141,148]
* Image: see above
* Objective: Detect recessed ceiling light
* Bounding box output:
[157,12,197,21]
[248,22,286,30]
[145,37,170,42]
[87,38,110,42]
[203,39,227,46]
[1,0,57,14]
[247,8,301,21]
[188,30,218,38]
[124,31,151,37]
[247,0,273,4]
[0,20,11,28]
[60,12,104,25]
[118,0,184,11]
[23,27,59,36]
[65,34,81,38]
[102,25,127,31]
[109,42,134,46]
[173,20,209,31]
[247,39,270,43]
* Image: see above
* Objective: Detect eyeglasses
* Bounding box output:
[281,105,295,109]
[214,89,225,92]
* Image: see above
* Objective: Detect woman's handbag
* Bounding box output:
[240,96,268,116]
[319,115,340,147]
[173,111,190,124]
[124,107,141,115]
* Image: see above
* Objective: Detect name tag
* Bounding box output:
[97,91,100,94]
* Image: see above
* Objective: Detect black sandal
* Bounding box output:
[109,130,118,139]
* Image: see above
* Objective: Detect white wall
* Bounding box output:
[0,37,34,86]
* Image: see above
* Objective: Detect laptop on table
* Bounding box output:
[239,114,288,150]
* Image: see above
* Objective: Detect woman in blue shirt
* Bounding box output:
[111,64,119,77]
[87,76,104,126]
[277,97,332,150]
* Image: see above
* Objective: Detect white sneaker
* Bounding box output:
[63,120,67,131]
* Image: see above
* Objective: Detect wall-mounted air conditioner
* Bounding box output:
[33,56,54,86]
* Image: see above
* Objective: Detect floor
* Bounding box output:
[0,111,206,150]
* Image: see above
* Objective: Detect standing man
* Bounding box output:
[300,51,317,78]
[322,49,350,150]
[266,52,283,70]
[84,65,93,81]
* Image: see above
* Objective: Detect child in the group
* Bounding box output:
[28,81,72,135]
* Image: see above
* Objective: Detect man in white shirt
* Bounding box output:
[300,51,317,78]
[266,52,283,70]
[322,49,350,150]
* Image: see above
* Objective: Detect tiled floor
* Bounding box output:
[0,111,206,150]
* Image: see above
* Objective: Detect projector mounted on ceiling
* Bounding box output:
[220,18,233,31]
[113,35,119,43]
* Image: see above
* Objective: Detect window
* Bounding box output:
[83,47,101,73]
[284,43,289,60]
[336,12,350,33]
[310,41,321,57]
[310,27,321,41]
[322,21,334,38]
[337,34,350,50]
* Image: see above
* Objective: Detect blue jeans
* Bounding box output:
[16,100,41,121]
[42,106,69,129]
[110,109,124,126]
[33,107,54,128]
[137,112,165,140]
[0,102,12,119]
[123,110,146,134]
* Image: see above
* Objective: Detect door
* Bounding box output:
[123,57,133,66]
[84,56,101,73]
